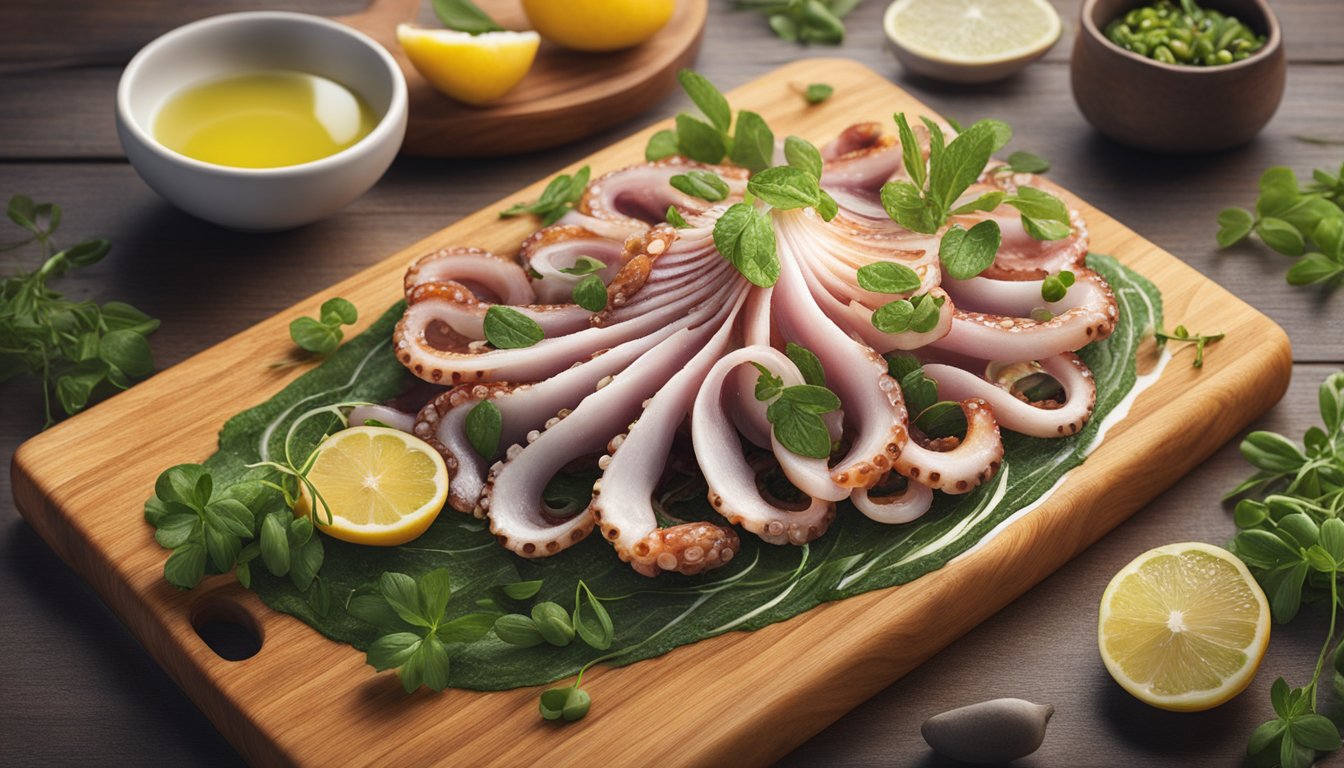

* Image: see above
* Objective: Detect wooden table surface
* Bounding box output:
[2,1,1341,765]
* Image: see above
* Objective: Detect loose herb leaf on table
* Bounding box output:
[1217,163,1344,288]
[1,194,160,427]
[1228,371,1344,768]
[732,0,861,44]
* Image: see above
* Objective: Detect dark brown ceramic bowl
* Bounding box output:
[1070,0,1285,153]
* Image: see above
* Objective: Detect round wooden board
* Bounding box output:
[336,0,707,157]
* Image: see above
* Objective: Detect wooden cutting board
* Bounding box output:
[11,59,1291,767]
[335,0,708,157]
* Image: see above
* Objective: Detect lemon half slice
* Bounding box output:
[296,426,448,547]
[396,25,540,106]
[883,0,1062,82]
[1099,542,1270,712]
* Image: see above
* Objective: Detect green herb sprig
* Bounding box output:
[1227,372,1344,768]
[880,115,1072,284]
[647,70,776,173]
[886,353,968,439]
[731,0,862,45]
[349,570,496,693]
[751,359,841,458]
[289,298,357,356]
[1217,164,1344,288]
[490,579,617,721]
[500,166,592,226]
[1155,325,1224,368]
[1,195,159,427]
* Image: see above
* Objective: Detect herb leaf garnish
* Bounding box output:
[670,169,730,202]
[752,364,841,458]
[465,399,502,458]
[1155,325,1224,368]
[290,297,357,356]
[500,166,591,226]
[734,0,855,44]
[939,220,1002,280]
[350,569,495,693]
[785,341,826,387]
[857,262,922,294]
[803,83,834,104]
[1040,270,1076,303]
[572,274,608,312]
[483,305,544,349]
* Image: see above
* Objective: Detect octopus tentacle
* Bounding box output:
[692,347,837,546]
[591,291,747,576]
[935,267,1119,361]
[850,477,935,524]
[774,210,908,490]
[893,398,1004,494]
[382,120,1119,574]
[483,321,720,557]
[923,353,1097,438]
[404,247,535,305]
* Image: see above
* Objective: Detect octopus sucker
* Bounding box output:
[382,122,1118,577]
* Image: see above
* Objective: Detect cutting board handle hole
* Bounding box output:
[191,597,263,662]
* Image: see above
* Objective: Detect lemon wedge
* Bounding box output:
[1098,542,1270,712]
[522,0,674,52]
[883,0,1061,83]
[295,426,448,547]
[396,25,539,106]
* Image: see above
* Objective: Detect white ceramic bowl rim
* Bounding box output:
[1081,0,1282,75]
[116,11,408,178]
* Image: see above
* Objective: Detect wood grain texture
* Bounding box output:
[10,59,1293,767]
[336,0,708,157]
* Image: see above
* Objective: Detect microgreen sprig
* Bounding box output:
[288,297,357,357]
[1155,324,1224,368]
[501,166,591,226]
[1041,270,1076,303]
[1227,372,1344,768]
[1,194,160,427]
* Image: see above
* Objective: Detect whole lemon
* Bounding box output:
[522,0,676,52]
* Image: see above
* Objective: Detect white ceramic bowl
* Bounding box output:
[116,12,408,231]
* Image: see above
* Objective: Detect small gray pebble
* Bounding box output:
[921,698,1053,764]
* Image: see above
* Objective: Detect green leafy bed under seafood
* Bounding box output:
[183,252,1160,691]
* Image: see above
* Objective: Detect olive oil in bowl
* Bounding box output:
[153,70,377,169]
